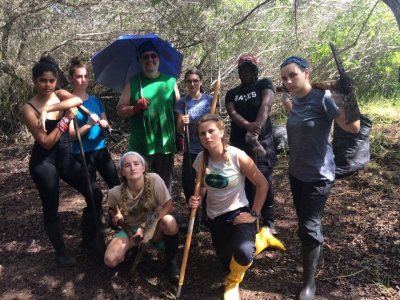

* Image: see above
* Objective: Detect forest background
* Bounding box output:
[0,0,399,134]
[0,1,399,299]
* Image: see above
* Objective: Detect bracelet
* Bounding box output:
[57,118,69,133]
[61,117,71,125]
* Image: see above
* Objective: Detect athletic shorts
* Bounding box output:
[114,226,165,251]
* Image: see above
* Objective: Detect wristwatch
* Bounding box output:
[250,210,259,218]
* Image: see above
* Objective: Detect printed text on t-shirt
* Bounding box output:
[234,92,257,102]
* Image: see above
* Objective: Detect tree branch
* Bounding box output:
[231,0,274,29]
[341,0,380,53]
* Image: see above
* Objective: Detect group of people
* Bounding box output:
[21,38,360,300]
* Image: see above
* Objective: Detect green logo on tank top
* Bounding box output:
[205,174,228,189]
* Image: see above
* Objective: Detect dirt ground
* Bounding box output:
[0,131,399,300]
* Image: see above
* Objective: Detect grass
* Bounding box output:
[359,95,400,126]
[358,96,400,167]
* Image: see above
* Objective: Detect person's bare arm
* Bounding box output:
[174,82,180,102]
[175,112,186,134]
[226,102,260,135]
[233,152,268,225]
[68,113,98,140]
[158,199,174,220]
[117,82,135,119]
[22,104,77,150]
[281,92,292,114]
[332,93,360,133]
[42,93,82,112]
[255,89,274,128]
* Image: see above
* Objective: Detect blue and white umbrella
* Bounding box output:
[91,33,183,93]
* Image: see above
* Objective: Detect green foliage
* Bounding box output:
[0,0,399,137]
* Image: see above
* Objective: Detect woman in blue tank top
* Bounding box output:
[67,57,120,191]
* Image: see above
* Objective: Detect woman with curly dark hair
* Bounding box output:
[21,55,104,266]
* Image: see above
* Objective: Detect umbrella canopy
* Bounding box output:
[91,33,183,93]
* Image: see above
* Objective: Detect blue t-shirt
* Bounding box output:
[174,93,214,154]
[286,89,340,182]
[72,95,106,154]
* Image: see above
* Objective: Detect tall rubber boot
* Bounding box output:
[224,257,252,300]
[296,244,324,273]
[81,207,106,256]
[45,222,76,267]
[298,244,321,300]
[163,233,180,283]
[261,205,275,231]
[254,227,286,256]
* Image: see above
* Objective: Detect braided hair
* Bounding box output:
[195,114,230,169]
[118,152,155,218]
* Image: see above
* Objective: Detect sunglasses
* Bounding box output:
[186,79,200,84]
[141,53,158,60]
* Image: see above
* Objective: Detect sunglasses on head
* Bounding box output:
[141,53,158,60]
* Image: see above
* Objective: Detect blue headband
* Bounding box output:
[280,56,309,70]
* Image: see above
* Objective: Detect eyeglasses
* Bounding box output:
[186,79,200,84]
[142,53,158,60]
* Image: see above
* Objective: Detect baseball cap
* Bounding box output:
[138,41,159,57]
[238,54,258,67]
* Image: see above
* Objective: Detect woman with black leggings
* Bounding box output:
[21,55,104,266]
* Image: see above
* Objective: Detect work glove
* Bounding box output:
[132,97,149,115]
[336,74,354,95]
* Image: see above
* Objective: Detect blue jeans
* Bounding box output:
[289,174,333,247]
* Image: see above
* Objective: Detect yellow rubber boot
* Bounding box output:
[224,257,252,300]
[255,227,286,256]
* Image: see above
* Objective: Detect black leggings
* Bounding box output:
[29,145,103,226]
[74,148,120,189]
[208,207,256,269]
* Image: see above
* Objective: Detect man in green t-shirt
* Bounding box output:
[117,41,180,190]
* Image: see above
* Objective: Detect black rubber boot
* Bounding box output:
[45,222,76,267]
[81,207,106,256]
[261,205,276,234]
[163,233,180,283]
[297,244,321,300]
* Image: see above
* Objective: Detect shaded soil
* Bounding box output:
[0,133,399,300]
